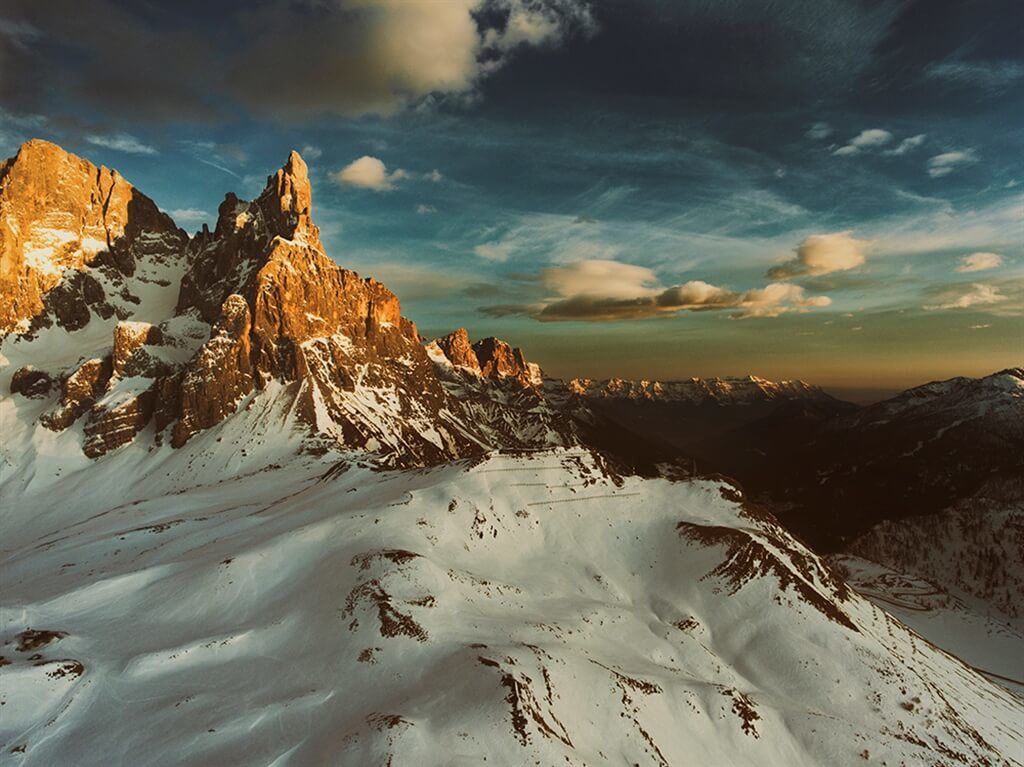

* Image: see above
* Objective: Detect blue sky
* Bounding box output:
[2,0,1021,399]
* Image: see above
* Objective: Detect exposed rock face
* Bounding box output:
[1,140,569,466]
[10,366,54,398]
[473,337,540,387]
[112,321,165,377]
[428,329,542,388]
[83,383,157,458]
[0,139,187,332]
[434,328,481,372]
[172,295,254,448]
[41,357,114,431]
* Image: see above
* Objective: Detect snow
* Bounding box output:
[1,444,1021,765]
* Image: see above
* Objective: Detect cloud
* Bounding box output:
[969,324,991,330]
[833,128,892,156]
[0,17,42,50]
[927,150,977,178]
[226,0,595,118]
[179,139,245,177]
[923,282,1005,311]
[955,252,1003,273]
[425,169,443,182]
[416,203,438,215]
[333,155,408,190]
[925,59,1024,93]
[169,208,211,225]
[473,242,515,262]
[883,134,926,156]
[300,144,323,160]
[767,231,870,279]
[480,258,832,321]
[806,122,832,140]
[85,132,157,155]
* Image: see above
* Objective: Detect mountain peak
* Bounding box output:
[0,139,184,333]
[428,330,542,387]
[256,149,318,247]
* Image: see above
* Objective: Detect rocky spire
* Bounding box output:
[255,149,320,248]
[435,328,481,372]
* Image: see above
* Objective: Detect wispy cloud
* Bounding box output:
[0,17,42,50]
[833,129,892,156]
[85,132,157,155]
[806,122,832,140]
[923,282,1004,311]
[925,59,1024,93]
[927,149,977,178]
[883,134,926,156]
[169,208,212,225]
[954,252,1003,273]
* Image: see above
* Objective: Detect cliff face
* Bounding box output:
[0,139,187,333]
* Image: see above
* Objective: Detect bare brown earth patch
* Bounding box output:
[15,629,67,652]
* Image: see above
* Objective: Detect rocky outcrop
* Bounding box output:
[434,328,481,372]
[428,329,542,388]
[473,337,540,387]
[172,295,254,448]
[83,383,157,458]
[112,321,166,377]
[10,366,54,398]
[0,139,187,332]
[41,357,114,431]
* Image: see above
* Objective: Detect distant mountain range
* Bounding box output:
[2,141,1021,766]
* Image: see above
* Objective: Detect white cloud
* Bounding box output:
[927,150,977,178]
[767,231,870,279]
[425,169,443,182]
[833,128,892,156]
[416,203,438,215]
[924,283,1005,311]
[955,252,1003,273]
[300,144,322,160]
[544,259,660,301]
[85,132,158,155]
[884,134,926,156]
[169,208,212,225]
[806,122,832,140]
[969,324,991,330]
[332,155,408,191]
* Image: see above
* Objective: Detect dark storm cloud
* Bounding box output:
[853,0,1024,112]
[7,0,1018,126]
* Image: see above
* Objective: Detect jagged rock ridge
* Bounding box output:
[0,142,586,466]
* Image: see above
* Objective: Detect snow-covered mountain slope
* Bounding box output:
[841,476,1024,624]
[831,555,1024,697]
[768,368,1024,550]
[2,447,1022,766]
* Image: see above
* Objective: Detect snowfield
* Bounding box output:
[2,444,1021,766]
